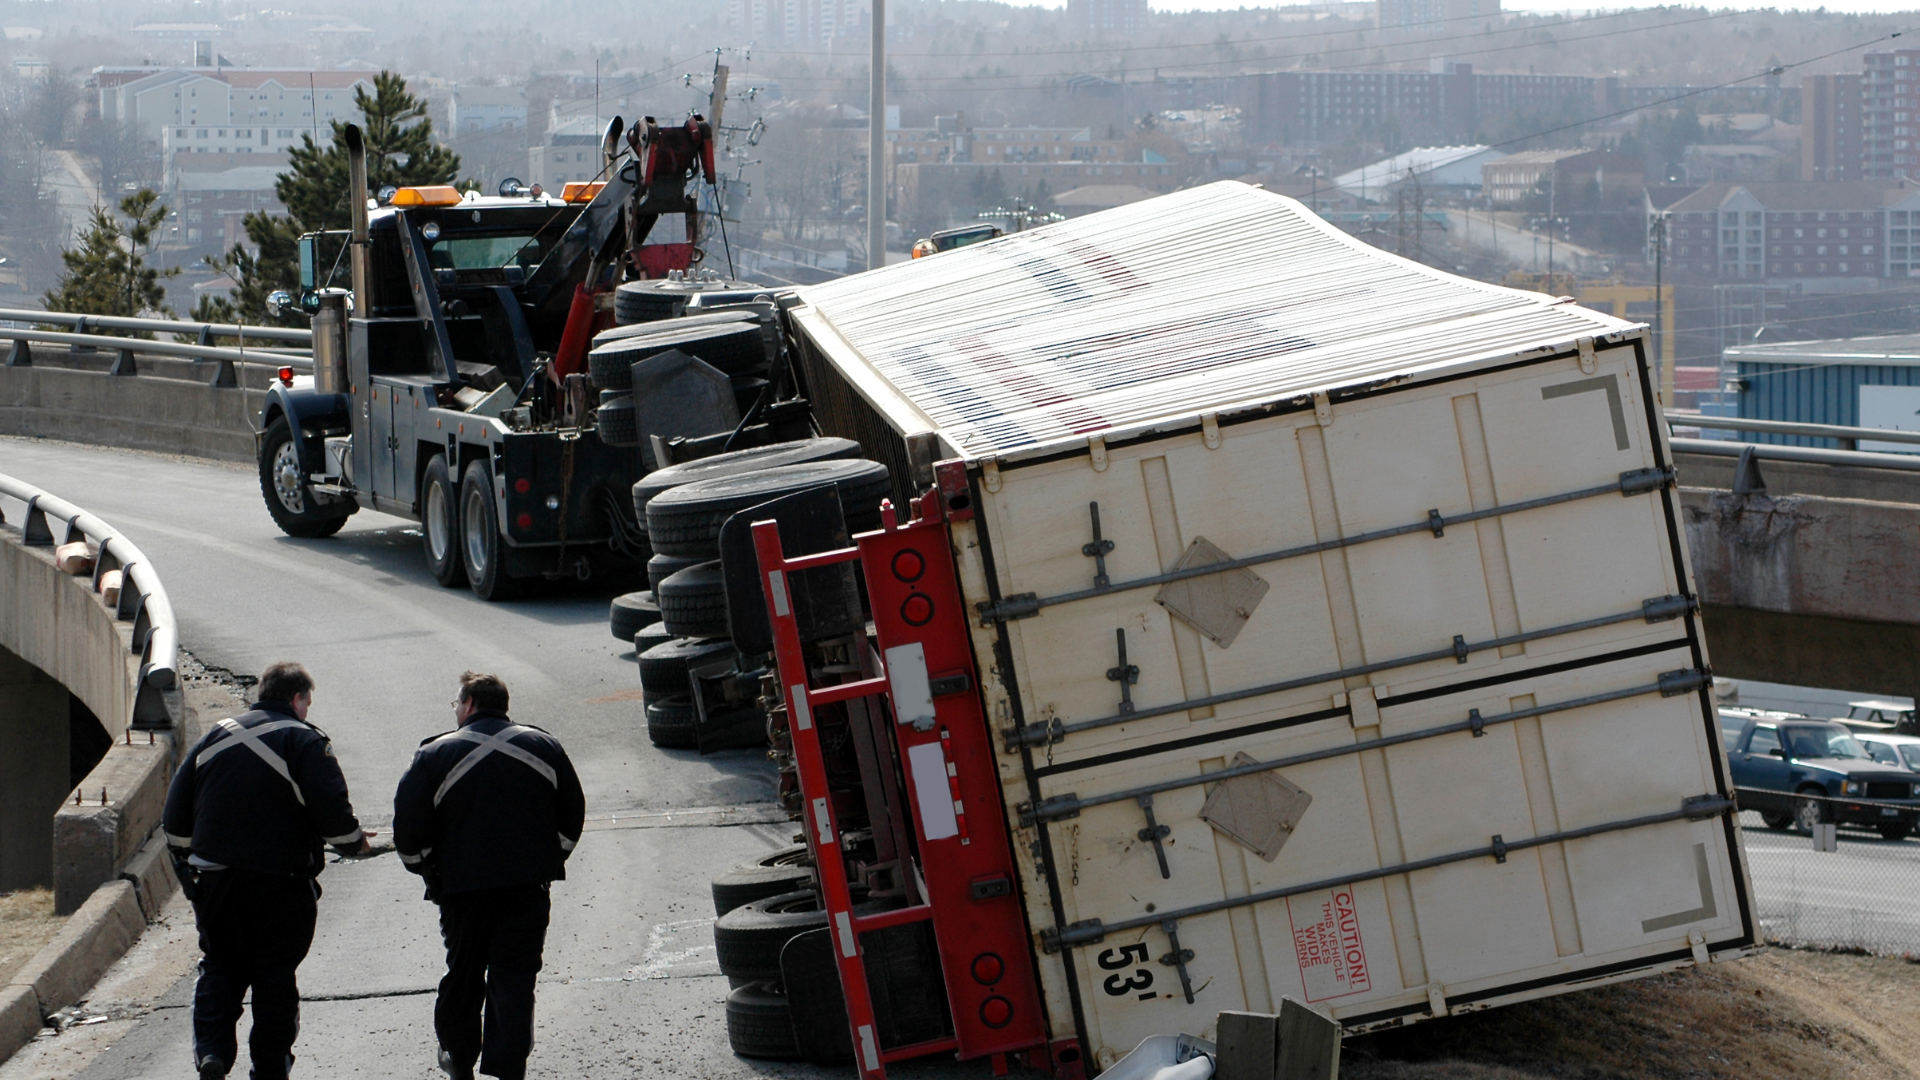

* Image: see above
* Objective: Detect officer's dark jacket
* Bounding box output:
[392,713,585,897]
[162,701,365,877]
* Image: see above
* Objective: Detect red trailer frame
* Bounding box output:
[752,480,1055,1080]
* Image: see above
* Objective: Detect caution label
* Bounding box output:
[1286,887,1372,1002]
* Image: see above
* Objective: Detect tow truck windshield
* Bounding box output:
[427,229,560,274]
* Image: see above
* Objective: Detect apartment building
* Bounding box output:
[1652,181,1920,290]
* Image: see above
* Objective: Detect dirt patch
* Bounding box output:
[1344,949,1920,1080]
[0,889,64,985]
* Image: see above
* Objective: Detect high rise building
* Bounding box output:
[1803,74,1864,182]
[1861,50,1920,179]
[1068,0,1149,40]
[1376,0,1499,33]
[725,0,867,46]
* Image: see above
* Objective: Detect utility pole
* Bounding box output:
[1546,169,1556,291]
[868,0,886,272]
[1651,210,1669,401]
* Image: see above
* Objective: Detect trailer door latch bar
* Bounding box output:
[1107,628,1140,714]
[1136,795,1172,879]
[1159,919,1197,1004]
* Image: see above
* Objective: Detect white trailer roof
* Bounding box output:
[793,181,1638,463]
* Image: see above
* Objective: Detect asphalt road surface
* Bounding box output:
[0,436,987,1080]
[1738,813,1920,954]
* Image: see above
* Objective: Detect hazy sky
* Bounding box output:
[1114,0,1920,12]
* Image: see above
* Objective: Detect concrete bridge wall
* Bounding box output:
[0,345,265,462]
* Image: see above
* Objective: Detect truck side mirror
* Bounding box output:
[266,290,293,318]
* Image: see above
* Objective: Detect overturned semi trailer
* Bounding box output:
[742,180,1756,1078]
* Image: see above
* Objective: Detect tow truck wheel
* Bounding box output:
[258,417,347,539]
[421,455,465,587]
[459,460,520,601]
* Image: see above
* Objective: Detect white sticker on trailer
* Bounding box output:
[885,642,937,728]
[907,742,960,840]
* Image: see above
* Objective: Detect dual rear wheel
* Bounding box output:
[420,455,518,601]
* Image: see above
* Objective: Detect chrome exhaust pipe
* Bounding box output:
[345,123,370,315]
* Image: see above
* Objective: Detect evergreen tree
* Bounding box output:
[216,71,460,325]
[42,189,179,321]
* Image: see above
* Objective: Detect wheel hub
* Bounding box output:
[273,442,305,513]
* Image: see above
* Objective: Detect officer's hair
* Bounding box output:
[256,662,314,704]
[458,671,510,714]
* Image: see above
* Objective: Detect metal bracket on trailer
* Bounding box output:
[1020,668,1710,827]
[1006,598,1701,749]
[1039,794,1736,958]
[974,467,1677,626]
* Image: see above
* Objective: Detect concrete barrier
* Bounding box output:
[5,881,146,1018]
[53,738,176,914]
[0,347,264,462]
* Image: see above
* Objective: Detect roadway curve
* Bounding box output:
[0,436,923,1079]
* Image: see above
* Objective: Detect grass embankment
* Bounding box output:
[1347,949,1920,1080]
[0,888,62,985]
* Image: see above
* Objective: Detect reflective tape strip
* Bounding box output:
[399,848,430,866]
[836,911,856,958]
[432,725,558,808]
[199,718,307,805]
[323,828,363,846]
[858,1024,879,1072]
[790,686,812,730]
[768,570,791,617]
[163,830,192,848]
[559,833,577,852]
[812,797,834,844]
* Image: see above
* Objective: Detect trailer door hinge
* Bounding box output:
[1578,336,1598,374]
[1201,412,1221,449]
[1088,436,1109,472]
[1619,466,1675,496]
[982,458,1003,493]
[1658,668,1709,697]
[1313,391,1334,427]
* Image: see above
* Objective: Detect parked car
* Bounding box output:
[1857,732,1920,772]
[1722,713,1920,840]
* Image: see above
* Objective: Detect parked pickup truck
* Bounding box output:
[701,181,1763,1079]
[1721,708,1920,840]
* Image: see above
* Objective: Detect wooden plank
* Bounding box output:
[1213,1010,1277,1080]
[1276,997,1340,1080]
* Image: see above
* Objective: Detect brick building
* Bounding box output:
[1652,181,1920,290]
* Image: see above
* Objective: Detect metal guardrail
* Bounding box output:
[0,472,179,729]
[1668,436,1920,474]
[0,307,310,344]
[1666,411,1920,450]
[1,326,312,385]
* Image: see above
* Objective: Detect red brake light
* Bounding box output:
[278,366,294,385]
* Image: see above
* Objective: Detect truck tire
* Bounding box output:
[609,591,662,641]
[589,323,772,380]
[638,637,736,697]
[647,460,891,558]
[634,620,674,659]
[711,844,814,916]
[460,459,520,600]
[597,309,759,346]
[657,561,731,638]
[258,416,348,539]
[714,888,899,983]
[597,394,640,446]
[632,437,863,530]
[648,552,704,592]
[615,278,756,324]
[645,693,699,749]
[588,349,635,392]
[726,981,800,1061]
[421,454,465,587]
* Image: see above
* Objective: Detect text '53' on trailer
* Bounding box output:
[712,181,1757,1078]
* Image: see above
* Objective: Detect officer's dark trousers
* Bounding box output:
[191,870,318,1079]
[436,884,550,1080]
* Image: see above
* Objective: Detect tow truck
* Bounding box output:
[254,113,776,598]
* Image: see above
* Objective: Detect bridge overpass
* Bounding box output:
[1675,415,1920,713]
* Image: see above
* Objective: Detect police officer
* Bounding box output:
[161,662,372,1080]
[394,671,584,1080]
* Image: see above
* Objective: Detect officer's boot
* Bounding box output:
[438,1047,476,1080]
[197,1055,227,1080]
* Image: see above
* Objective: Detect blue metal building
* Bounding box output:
[1726,334,1920,449]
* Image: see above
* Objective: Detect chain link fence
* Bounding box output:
[1736,790,1920,956]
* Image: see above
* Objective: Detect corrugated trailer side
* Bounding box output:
[788,181,1758,1073]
